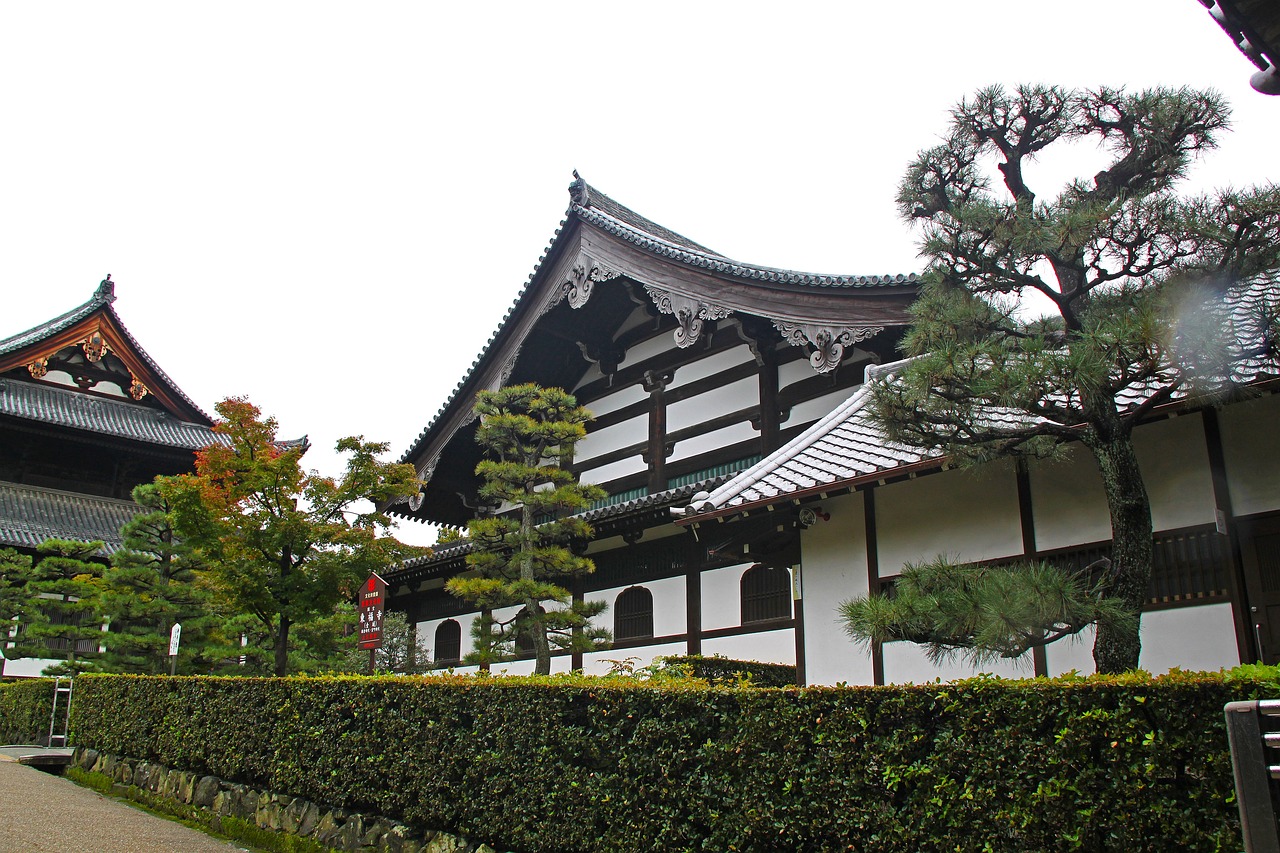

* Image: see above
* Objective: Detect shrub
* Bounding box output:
[68,668,1278,852]
[0,678,55,744]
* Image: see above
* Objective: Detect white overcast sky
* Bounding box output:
[2,2,1275,544]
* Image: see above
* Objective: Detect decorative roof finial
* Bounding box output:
[569,170,590,207]
[95,274,116,303]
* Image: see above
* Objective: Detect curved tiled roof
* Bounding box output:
[0,378,218,450]
[399,175,918,466]
[684,275,1280,519]
[0,278,213,425]
[0,481,139,554]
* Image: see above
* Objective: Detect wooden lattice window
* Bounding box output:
[614,586,654,641]
[741,564,791,625]
[434,619,461,666]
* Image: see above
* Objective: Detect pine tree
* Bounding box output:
[98,483,223,674]
[447,384,610,675]
[9,540,107,675]
[876,84,1280,672]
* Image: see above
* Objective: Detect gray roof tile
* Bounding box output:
[0,481,139,554]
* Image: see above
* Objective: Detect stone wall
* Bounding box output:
[71,747,499,853]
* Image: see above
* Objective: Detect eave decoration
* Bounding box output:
[774,322,885,374]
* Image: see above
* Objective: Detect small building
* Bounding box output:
[0,278,217,676]
[384,175,919,675]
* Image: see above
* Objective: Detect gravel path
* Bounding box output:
[0,760,252,853]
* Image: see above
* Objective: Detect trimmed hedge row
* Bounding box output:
[660,655,798,687]
[70,669,1275,853]
[0,678,54,745]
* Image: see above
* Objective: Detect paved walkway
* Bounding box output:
[0,759,253,853]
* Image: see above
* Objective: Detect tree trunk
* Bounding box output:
[274,614,290,677]
[521,505,552,675]
[1084,431,1154,674]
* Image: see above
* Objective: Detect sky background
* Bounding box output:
[2,2,1275,545]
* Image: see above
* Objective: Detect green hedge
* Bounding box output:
[660,654,797,687]
[0,678,54,745]
[69,669,1277,852]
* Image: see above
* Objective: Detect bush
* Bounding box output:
[68,668,1279,852]
[0,678,55,744]
[658,654,797,687]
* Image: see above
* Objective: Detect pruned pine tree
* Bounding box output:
[10,539,106,676]
[875,84,1280,673]
[447,384,610,675]
[98,483,223,674]
[840,556,1135,667]
[0,548,33,665]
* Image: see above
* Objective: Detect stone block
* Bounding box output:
[194,775,220,808]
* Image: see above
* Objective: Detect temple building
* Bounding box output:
[0,278,217,676]
[386,175,1280,685]
[384,175,919,677]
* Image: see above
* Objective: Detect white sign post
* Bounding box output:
[168,623,182,676]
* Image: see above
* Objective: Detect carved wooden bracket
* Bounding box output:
[543,253,620,315]
[644,285,733,348]
[27,358,48,379]
[773,322,884,373]
[83,331,109,362]
[129,378,149,400]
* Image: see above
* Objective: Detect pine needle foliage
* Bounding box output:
[446,384,610,675]
[876,84,1280,672]
[840,556,1135,667]
[8,539,107,675]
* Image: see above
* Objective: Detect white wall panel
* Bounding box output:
[585,575,686,638]
[1045,627,1098,676]
[576,415,649,466]
[1028,449,1111,553]
[1134,415,1215,531]
[668,345,754,391]
[876,463,1022,577]
[619,333,677,371]
[702,629,795,666]
[578,456,642,487]
[668,422,759,464]
[582,382,649,418]
[882,640,1031,683]
[1138,604,1239,673]
[778,358,816,391]
[784,387,861,429]
[799,491,876,686]
[700,562,759,631]
[581,642,688,676]
[1221,393,1280,517]
[666,376,757,433]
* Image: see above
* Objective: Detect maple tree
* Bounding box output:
[159,397,423,676]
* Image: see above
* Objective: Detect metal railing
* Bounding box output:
[1226,699,1280,852]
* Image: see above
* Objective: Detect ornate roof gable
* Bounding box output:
[394,174,919,524]
[0,276,212,426]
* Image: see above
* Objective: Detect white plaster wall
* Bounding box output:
[1044,627,1098,676]
[1139,604,1239,673]
[580,641,687,676]
[876,463,1023,577]
[668,422,759,464]
[881,641,1030,684]
[798,491,877,686]
[668,345,753,391]
[576,414,648,467]
[666,376,757,433]
[700,562,763,631]
[784,387,861,429]
[1133,415,1215,531]
[702,629,795,665]
[1027,448,1111,553]
[0,656,60,678]
[416,612,479,664]
[777,358,814,391]
[619,333,676,371]
[585,574,686,639]
[579,456,642,487]
[581,382,648,418]
[1220,392,1280,517]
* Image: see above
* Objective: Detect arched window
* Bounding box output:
[614,586,654,641]
[434,619,461,666]
[741,564,791,624]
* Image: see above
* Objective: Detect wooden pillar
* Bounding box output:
[756,351,781,455]
[686,562,702,656]
[1016,460,1048,678]
[643,371,672,494]
[1203,406,1253,663]
[864,488,884,686]
[571,577,585,671]
[792,564,806,686]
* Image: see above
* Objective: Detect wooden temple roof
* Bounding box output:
[0,482,138,554]
[393,174,919,527]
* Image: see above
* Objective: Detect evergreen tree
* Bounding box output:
[447,384,610,675]
[0,548,33,668]
[8,540,106,675]
[98,483,223,674]
[342,610,430,673]
[159,397,424,676]
[875,84,1280,672]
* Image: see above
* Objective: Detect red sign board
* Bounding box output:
[358,573,386,650]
